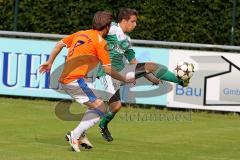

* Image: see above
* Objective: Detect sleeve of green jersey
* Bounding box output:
[124,49,136,62]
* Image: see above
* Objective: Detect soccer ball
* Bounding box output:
[174,61,194,80]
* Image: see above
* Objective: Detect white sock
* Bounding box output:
[71,109,100,139]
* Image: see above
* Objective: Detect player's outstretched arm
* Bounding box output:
[103,65,135,84]
[39,41,65,74]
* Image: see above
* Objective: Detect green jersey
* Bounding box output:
[97,22,135,77]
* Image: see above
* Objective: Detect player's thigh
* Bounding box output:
[60,78,102,106]
[99,75,121,101]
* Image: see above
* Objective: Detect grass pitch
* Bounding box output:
[0,97,239,160]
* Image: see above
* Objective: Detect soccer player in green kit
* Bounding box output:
[96,8,191,141]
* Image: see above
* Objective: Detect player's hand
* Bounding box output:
[39,61,52,74]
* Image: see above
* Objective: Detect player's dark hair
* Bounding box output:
[118,8,138,22]
[92,11,112,31]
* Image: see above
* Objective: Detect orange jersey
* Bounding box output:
[59,30,111,84]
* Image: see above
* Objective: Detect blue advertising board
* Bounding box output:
[0,37,168,106]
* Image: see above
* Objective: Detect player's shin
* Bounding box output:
[99,111,116,128]
[72,108,104,139]
[99,91,121,128]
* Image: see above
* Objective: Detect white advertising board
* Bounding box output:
[167,49,240,112]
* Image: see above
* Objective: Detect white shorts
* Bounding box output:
[60,78,100,104]
[99,64,137,101]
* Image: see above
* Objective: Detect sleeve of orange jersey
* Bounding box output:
[95,39,111,66]
[61,33,75,48]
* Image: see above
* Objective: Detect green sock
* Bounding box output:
[160,70,181,83]
[99,111,115,128]
[153,65,181,84]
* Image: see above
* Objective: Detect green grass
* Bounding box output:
[0,97,239,160]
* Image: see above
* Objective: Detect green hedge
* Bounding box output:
[0,0,239,45]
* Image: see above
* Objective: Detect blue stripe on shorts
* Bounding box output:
[77,78,97,103]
